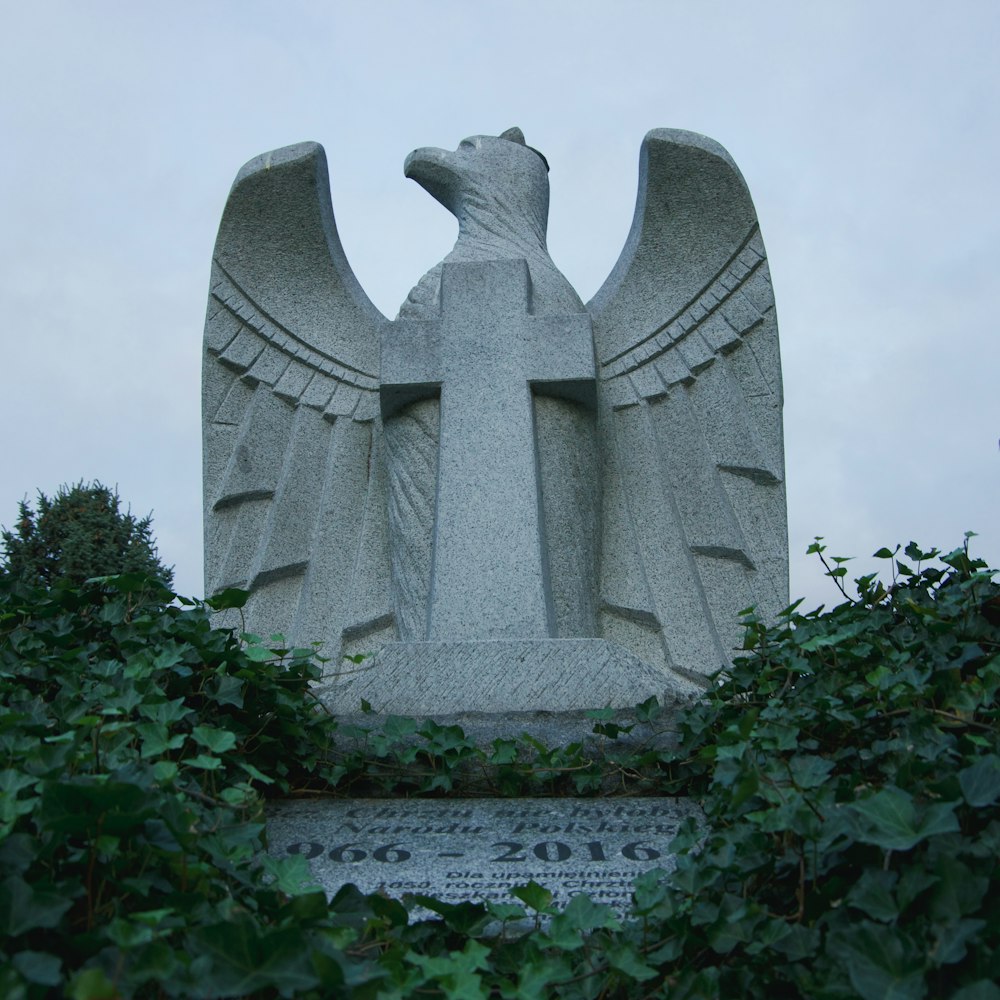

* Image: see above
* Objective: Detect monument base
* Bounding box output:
[267,796,702,919]
[316,638,701,716]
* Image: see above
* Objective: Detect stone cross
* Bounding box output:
[381,259,595,641]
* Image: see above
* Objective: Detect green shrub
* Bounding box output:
[0,539,996,998]
[1,482,173,588]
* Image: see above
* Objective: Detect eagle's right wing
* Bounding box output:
[588,130,786,683]
[203,143,394,659]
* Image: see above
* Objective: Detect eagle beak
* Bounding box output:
[404,147,460,213]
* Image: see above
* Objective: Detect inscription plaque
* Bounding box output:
[267,797,701,915]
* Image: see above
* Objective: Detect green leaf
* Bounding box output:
[213,674,245,708]
[409,896,489,934]
[929,857,988,922]
[406,939,490,985]
[237,761,275,785]
[485,901,526,922]
[382,715,419,740]
[185,754,222,770]
[951,982,1000,1000]
[848,870,900,922]
[38,780,152,835]
[191,725,237,754]
[545,894,618,949]
[489,739,518,765]
[68,966,119,1000]
[185,921,319,996]
[958,755,1000,807]
[11,950,62,986]
[138,697,190,725]
[106,916,157,948]
[135,721,185,757]
[152,760,178,782]
[634,695,662,723]
[207,587,250,610]
[510,880,554,913]
[929,917,984,966]
[606,942,658,981]
[258,854,319,895]
[850,787,959,850]
[244,645,274,663]
[827,923,926,1000]
[0,833,38,870]
[771,923,819,961]
[788,754,834,788]
[368,893,409,927]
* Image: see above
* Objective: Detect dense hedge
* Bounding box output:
[0,540,997,998]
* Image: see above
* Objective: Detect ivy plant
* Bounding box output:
[0,537,997,998]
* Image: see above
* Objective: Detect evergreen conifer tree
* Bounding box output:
[0,481,173,587]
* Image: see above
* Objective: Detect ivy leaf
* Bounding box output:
[0,876,73,936]
[135,721,185,758]
[152,761,178,783]
[929,856,988,922]
[185,921,319,996]
[485,901,526,922]
[212,674,244,708]
[507,958,573,1000]
[929,917,984,966]
[771,923,819,961]
[788,754,834,788]
[185,754,223,770]
[409,896,489,935]
[510,881,554,913]
[368,893,409,927]
[406,941,490,998]
[634,695,662,724]
[237,761,275,785]
[67,966,120,1000]
[206,588,250,610]
[0,833,38,870]
[958,755,1000,807]
[827,923,926,1000]
[850,787,959,850]
[545,894,618,950]
[382,715,419,741]
[848,870,900,922]
[38,780,152,836]
[138,697,190,725]
[11,950,62,986]
[191,725,237,755]
[606,942,658,981]
[489,739,518,766]
[244,645,274,663]
[258,854,320,896]
[951,983,1000,1000]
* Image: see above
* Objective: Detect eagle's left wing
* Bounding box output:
[588,130,787,682]
[203,143,393,662]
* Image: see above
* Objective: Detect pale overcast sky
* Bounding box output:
[1,1,997,612]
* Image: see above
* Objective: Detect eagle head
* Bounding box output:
[404,127,550,224]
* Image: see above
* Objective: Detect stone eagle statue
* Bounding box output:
[202,127,786,713]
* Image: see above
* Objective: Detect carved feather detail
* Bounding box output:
[590,129,787,677]
[208,265,379,421]
[202,142,389,661]
[599,228,771,404]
